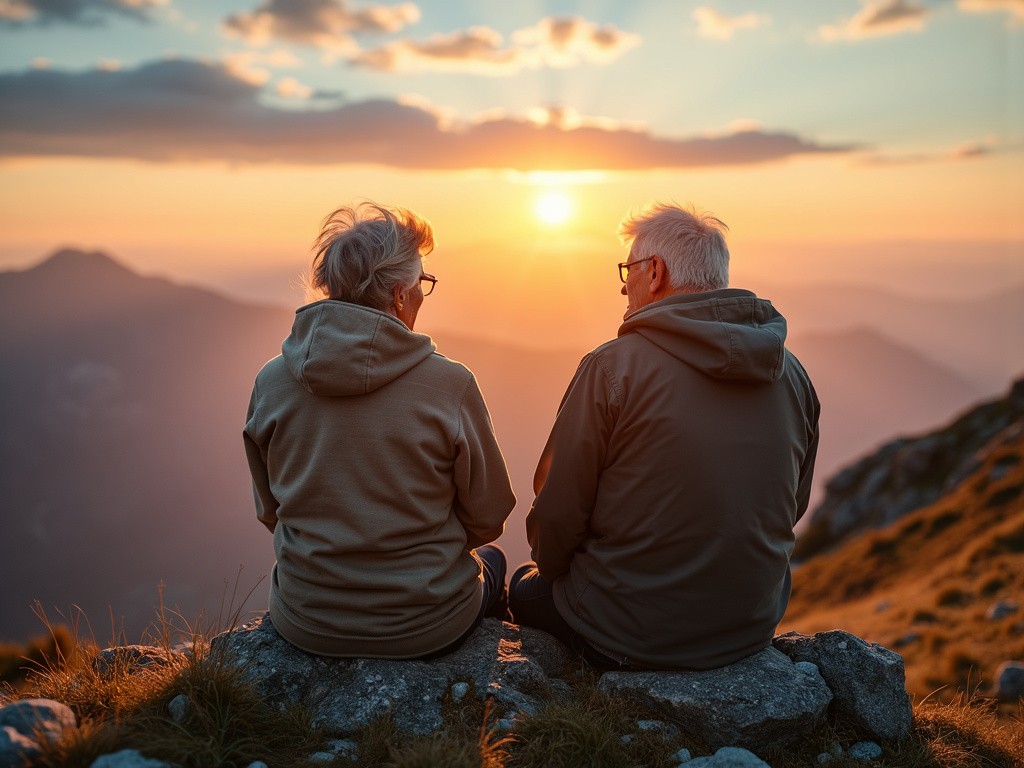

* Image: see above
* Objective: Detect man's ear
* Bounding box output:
[649,256,668,295]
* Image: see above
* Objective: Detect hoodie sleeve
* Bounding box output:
[527,353,619,580]
[453,375,516,549]
[794,378,821,525]
[242,382,280,534]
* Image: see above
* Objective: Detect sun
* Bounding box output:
[534,189,573,227]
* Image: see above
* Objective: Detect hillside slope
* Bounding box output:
[782,379,1024,700]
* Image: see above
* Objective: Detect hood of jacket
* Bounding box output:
[282,299,436,396]
[618,288,788,383]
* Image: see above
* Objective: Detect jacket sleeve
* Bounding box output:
[453,374,516,550]
[242,383,279,534]
[794,381,821,525]
[527,353,618,580]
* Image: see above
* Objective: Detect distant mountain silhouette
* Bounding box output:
[0,250,291,642]
[787,327,985,505]
[0,250,1008,641]
[760,280,1024,394]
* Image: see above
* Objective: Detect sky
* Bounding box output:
[0,0,1022,349]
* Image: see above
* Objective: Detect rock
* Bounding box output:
[92,646,181,676]
[167,694,190,724]
[986,600,1019,621]
[773,630,912,741]
[246,763,269,768]
[686,746,771,767]
[209,615,569,737]
[89,749,174,767]
[636,718,681,741]
[450,681,470,701]
[598,646,832,752]
[816,753,832,763]
[1,726,43,768]
[848,741,883,760]
[674,747,692,763]
[892,632,921,649]
[0,699,77,756]
[995,661,1024,701]
[327,738,358,760]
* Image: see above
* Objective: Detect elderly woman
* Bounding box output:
[243,202,515,658]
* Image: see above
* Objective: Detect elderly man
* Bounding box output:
[509,202,820,671]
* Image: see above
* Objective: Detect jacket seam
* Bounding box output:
[454,372,474,446]
[365,314,383,393]
[591,351,623,408]
[300,303,325,389]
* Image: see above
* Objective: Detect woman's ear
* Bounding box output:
[392,283,406,311]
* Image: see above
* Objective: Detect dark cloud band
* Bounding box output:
[0,59,856,170]
[0,0,163,26]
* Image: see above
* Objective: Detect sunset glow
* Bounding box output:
[534,189,573,227]
[0,1,1019,340]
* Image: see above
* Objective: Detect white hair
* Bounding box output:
[618,202,730,292]
[309,202,433,311]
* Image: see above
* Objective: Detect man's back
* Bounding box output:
[527,289,819,670]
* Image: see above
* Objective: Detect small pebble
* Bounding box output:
[621,734,633,744]
[848,741,883,760]
[167,694,190,724]
[674,747,692,763]
[816,754,833,764]
[450,682,470,701]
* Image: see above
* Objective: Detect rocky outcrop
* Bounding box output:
[0,619,917,766]
[208,614,571,736]
[598,647,832,751]
[211,615,911,756]
[772,630,913,741]
[796,377,1024,559]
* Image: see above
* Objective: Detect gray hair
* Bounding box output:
[309,202,434,311]
[618,202,729,292]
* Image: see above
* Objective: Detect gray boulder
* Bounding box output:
[209,614,569,736]
[773,630,912,741]
[0,698,77,768]
[89,749,175,767]
[686,746,771,767]
[598,646,832,752]
[994,661,1024,701]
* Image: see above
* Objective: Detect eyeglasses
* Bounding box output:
[419,273,437,296]
[617,256,655,283]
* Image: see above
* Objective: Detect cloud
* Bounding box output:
[0,0,167,25]
[223,0,419,51]
[957,0,1024,21]
[0,59,856,170]
[353,15,639,74]
[859,138,999,165]
[819,0,930,41]
[353,26,521,73]
[693,6,770,41]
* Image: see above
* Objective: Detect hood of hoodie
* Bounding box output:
[618,289,788,383]
[282,300,436,396]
